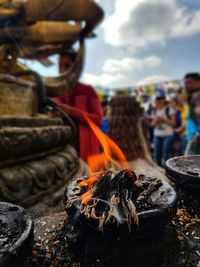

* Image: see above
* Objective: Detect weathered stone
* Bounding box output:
[0,76,38,116]
[0,146,80,207]
[0,112,88,215]
[28,159,88,218]
[0,125,72,166]
[0,115,63,128]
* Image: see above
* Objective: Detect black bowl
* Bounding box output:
[135,180,177,237]
[0,202,33,267]
[166,155,200,190]
[64,173,177,239]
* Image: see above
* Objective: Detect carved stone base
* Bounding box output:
[28,159,88,218]
[0,115,88,215]
[0,146,83,207]
[0,125,72,166]
[0,115,63,127]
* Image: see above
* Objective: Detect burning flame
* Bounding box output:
[79,113,130,204]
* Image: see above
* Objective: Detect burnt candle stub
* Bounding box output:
[64,170,177,236]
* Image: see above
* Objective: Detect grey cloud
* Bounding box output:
[120,1,177,40]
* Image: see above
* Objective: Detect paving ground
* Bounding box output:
[22,189,200,267]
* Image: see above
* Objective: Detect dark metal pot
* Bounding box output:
[0,202,33,267]
[64,173,177,239]
[166,155,200,190]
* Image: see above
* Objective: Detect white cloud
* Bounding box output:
[83,55,161,87]
[82,72,126,87]
[137,75,169,86]
[102,0,200,49]
[103,56,161,73]
[171,10,200,37]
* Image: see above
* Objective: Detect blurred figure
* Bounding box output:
[53,51,103,162]
[185,92,200,154]
[184,73,200,154]
[144,102,155,152]
[177,92,189,155]
[152,92,175,166]
[184,73,200,97]
[169,94,182,156]
[169,93,188,155]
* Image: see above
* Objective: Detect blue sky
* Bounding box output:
[28,0,200,89]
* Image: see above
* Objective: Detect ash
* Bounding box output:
[0,215,25,257]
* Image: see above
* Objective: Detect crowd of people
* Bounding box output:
[144,73,200,166]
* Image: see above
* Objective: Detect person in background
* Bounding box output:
[144,102,155,153]
[183,73,200,154]
[169,94,182,157]
[176,91,188,155]
[169,93,188,156]
[184,73,200,98]
[53,51,103,162]
[100,100,109,134]
[184,73,200,139]
[151,92,175,167]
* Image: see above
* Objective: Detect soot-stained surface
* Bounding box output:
[23,175,200,266]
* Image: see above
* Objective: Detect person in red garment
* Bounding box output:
[53,51,103,162]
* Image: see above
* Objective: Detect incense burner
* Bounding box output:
[166,155,200,190]
[64,170,177,238]
[0,202,33,267]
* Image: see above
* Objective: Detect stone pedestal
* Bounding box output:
[0,115,88,217]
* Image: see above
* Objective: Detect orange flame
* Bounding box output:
[84,115,129,171]
[79,113,130,204]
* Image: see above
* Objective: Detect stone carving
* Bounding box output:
[0,116,63,127]
[0,125,72,166]
[0,146,79,207]
[0,114,86,211]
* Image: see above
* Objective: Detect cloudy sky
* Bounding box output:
[81,0,200,88]
[28,0,200,89]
